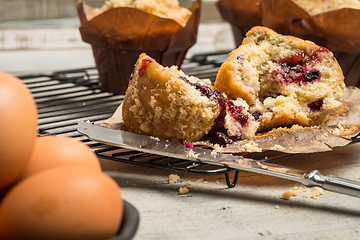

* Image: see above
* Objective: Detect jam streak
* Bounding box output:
[179,76,227,129]
[252,110,262,121]
[178,76,242,147]
[227,100,249,127]
[183,140,194,150]
[138,59,153,78]
[307,98,324,112]
[275,48,330,86]
[209,132,233,147]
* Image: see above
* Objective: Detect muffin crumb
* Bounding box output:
[271,144,284,151]
[168,174,181,184]
[179,187,189,195]
[281,191,292,200]
[282,186,324,200]
[242,140,262,152]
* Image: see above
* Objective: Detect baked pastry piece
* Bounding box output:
[88,0,192,26]
[214,26,345,131]
[122,53,224,142]
[293,0,360,16]
[224,98,260,139]
[122,53,260,142]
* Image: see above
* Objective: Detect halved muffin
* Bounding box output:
[122,53,225,142]
[214,26,345,131]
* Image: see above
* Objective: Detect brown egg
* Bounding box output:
[0,72,38,190]
[18,136,102,181]
[0,166,123,240]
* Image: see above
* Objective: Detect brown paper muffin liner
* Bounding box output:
[76,0,201,94]
[217,0,360,87]
[216,0,262,46]
[257,0,360,87]
[102,86,360,155]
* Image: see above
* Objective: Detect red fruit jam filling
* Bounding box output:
[274,49,330,86]
[252,110,262,121]
[307,97,324,112]
[183,140,194,150]
[179,76,257,147]
[179,76,227,129]
[209,132,234,147]
[138,59,152,78]
[227,100,249,127]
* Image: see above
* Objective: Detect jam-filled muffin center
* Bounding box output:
[179,76,227,129]
[227,100,249,127]
[272,49,329,86]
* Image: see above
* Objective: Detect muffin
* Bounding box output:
[77,0,201,95]
[293,0,360,16]
[122,53,260,142]
[258,0,360,86]
[214,26,345,131]
[122,53,224,142]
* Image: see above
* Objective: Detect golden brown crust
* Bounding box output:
[122,53,220,142]
[214,52,256,104]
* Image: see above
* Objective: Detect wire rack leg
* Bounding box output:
[225,171,239,188]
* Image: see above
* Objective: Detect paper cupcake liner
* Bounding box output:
[77,0,201,94]
[216,0,360,86]
[216,0,262,46]
[334,52,360,87]
[258,0,360,87]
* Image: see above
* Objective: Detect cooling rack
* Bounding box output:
[20,51,359,188]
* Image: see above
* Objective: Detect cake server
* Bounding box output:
[77,120,360,198]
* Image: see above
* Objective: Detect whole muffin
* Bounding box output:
[293,0,360,16]
[77,0,201,95]
[214,27,345,131]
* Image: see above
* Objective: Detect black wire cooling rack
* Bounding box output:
[20,51,360,188]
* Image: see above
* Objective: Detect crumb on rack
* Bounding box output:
[211,150,218,157]
[150,136,161,141]
[213,144,224,152]
[196,178,204,183]
[185,180,192,186]
[242,140,262,152]
[275,205,280,209]
[186,149,199,158]
[179,187,189,195]
[271,144,284,151]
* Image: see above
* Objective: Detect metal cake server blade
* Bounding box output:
[78,120,360,198]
